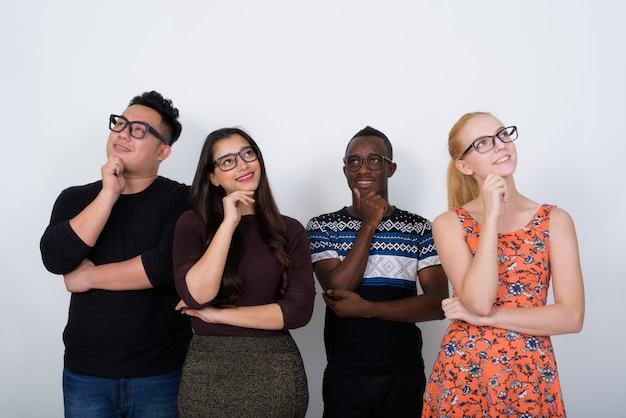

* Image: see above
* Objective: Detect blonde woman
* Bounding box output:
[422,112,584,417]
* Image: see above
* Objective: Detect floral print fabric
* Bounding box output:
[423,204,566,417]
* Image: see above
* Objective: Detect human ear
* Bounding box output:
[455,159,474,176]
[157,145,172,161]
[387,162,397,178]
[209,172,220,187]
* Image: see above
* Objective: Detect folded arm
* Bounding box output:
[323,264,448,322]
[177,301,285,330]
[433,210,500,316]
[315,222,378,292]
[176,217,316,331]
[63,256,152,292]
[443,208,584,336]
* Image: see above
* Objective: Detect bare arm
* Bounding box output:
[433,176,509,316]
[316,189,386,291]
[183,191,255,304]
[63,256,152,292]
[443,208,585,336]
[432,211,498,316]
[177,218,315,330]
[323,265,448,322]
[69,157,125,246]
[176,301,285,330]
[62,158,150,292]
[183,220,237,303]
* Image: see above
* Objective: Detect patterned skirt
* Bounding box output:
[178,334,309,418]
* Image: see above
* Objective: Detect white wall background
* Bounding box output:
[1,1,623,416]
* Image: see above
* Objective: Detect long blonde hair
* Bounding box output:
[446,112,492,209]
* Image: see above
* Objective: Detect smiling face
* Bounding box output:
[343,135,396,199]
[105,104,171,176]
[209,134,261,195]
[455,113,517,181]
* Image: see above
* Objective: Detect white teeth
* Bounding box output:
[495,156,509,164]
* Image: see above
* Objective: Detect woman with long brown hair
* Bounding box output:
[173,127,315,417]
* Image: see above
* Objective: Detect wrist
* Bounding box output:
[362,300,376,319]
[97,189,121,205]
[477,307,495,327]
[212,306,228,324]
[82,264,96,291]
[219,218,239,232]
[359,221,379,235]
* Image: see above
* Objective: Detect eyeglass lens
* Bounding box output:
[214,146,258,171]
[471,126,517,154]
[344,154,388,171]
[109,115,150,139]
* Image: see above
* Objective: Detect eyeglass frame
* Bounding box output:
[212,145,259,172]
[460,126,518,157]
[109,114,168,144]
[343,153,393,172]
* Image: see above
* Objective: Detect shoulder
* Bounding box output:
[149,177,190,205]
[56,180,102,203]
[386,208,435,237]
[280,215,312,248]
[432,209,463,234]
[306,208,347,229]
[433,209,459,224]
[282,214,306,231]
[177,209,204,228]
[545,205,576,229]
[313,208,347,221]
[154,176,190,192]
[393,207,432,224]
[61,180,102,194]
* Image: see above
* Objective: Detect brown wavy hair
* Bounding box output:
[189,127,291,306]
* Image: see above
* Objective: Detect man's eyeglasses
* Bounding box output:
[343,153,393,172]
[109,114,167,144]
[212,146,259,172]
[461,126,518,157]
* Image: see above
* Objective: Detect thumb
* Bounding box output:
[180,308,197,318]
[328,289,347,297]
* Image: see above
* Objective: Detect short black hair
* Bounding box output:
[128,91,182,145]
[346,125,393,159]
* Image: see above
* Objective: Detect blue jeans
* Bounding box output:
[63,368,181,418]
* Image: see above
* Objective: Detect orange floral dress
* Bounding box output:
[422,205,566,417]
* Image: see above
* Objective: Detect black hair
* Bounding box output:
[128,91,182,145]
[346,125,393,159]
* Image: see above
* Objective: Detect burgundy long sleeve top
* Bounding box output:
[173,210,315,337]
